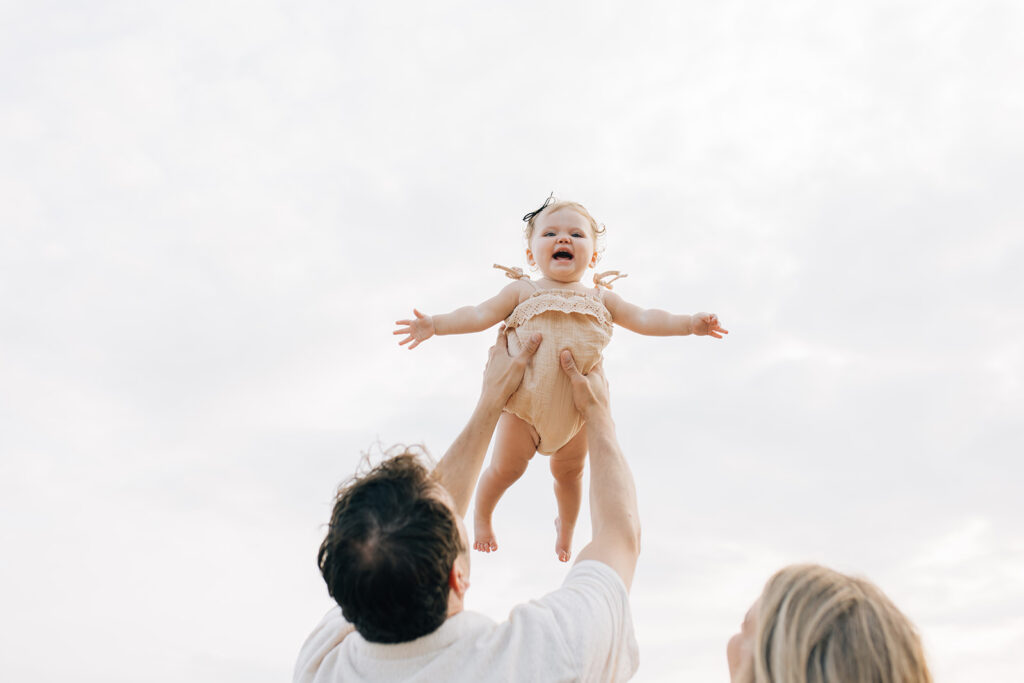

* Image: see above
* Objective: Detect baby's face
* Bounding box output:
[527,208,597,284]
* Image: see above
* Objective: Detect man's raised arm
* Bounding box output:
[431,328,541,518]
[561,350,641,590]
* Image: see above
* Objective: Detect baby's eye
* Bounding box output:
[572,232,584,238]
[543,231,555,237]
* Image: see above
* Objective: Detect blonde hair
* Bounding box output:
[523,199,607,260]
[754,564,932,683]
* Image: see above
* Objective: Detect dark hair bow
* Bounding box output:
[522,192,556,223]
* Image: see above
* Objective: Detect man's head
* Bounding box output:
[317,450,467,643]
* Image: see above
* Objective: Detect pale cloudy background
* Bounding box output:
[2,1,1022,681]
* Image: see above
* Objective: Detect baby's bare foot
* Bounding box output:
[554,517,574,563]
[473,513,499,553]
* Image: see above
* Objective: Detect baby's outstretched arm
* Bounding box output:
[394,281,526,350]
[603,291,729,339]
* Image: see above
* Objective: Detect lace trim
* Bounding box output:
[505,289,612,329]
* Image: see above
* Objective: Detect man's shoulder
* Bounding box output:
[496,560,637,681]
[488,561,631,654]
[540,560,631,609]
[468,562,628,649]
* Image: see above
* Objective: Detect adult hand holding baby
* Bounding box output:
[559,350,611,420]
[481,326,542,404]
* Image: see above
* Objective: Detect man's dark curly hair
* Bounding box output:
[317,450,464,643]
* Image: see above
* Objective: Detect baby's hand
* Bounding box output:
[693,313,728,339]
[394,309,436,349]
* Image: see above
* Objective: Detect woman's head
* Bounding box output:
[728,564,932,683]
[521,196,606,283]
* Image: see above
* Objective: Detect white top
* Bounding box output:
[294,560,639,682]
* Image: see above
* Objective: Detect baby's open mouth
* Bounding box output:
[553,250,573,260]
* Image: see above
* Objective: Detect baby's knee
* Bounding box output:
[550,459,585,482]
[491,451,534,479]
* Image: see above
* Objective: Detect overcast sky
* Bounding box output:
[2,1,1022,681]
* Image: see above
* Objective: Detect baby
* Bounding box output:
[394,195,728,562]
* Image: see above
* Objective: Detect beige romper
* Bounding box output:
[503,278,614,455]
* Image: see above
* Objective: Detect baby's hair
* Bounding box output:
[521,194,607,262]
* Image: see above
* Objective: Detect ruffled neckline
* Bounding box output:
[506,287,612,328]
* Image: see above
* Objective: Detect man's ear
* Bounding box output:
[448,564,469,598]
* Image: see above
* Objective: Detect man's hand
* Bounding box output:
[394,309,435,349]
[481,326,542,405]
[692,312,728,339]
[559,350,611,420]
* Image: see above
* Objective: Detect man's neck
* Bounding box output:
[446,591,465,619]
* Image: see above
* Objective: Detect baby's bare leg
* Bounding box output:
[473,412,537,553]
[550,429,588,563]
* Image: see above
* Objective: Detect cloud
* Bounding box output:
[2,2,1022,681]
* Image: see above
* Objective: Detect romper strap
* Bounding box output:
[493,264,531,281]
[593,270,628,290]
